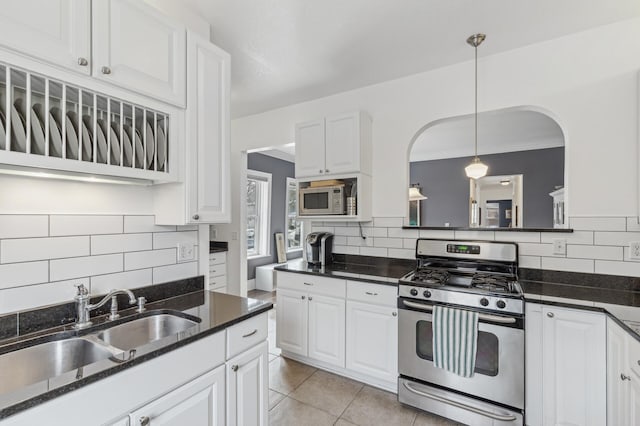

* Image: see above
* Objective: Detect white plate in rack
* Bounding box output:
[108,121,123,166]
[0,109,6,150]
[80,116,94,162]
[122,124,135,167]
[144,120,155,169]
[30,103,46,155]
[156,123,166,171]
[64,110,79,160]
[10,100,26,152]
[47,106,64,158]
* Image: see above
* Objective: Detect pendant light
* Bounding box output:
[464,33,489,180]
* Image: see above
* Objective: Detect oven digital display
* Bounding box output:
[447,244,480,255]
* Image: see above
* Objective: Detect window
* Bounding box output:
[247,170,271,257]
[286,177,303,252]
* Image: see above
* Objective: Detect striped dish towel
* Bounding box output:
[432,305,478,377]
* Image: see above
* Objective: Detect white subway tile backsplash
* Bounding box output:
[374,238,404,249]
[0,278,88,314]
[566,245,623,261]
[333,245,360,255]
[541,257,594,273]
[388,248,415,260]
[594,231,640,246]
[91,233,152,255]
[359,247,388,257]
[419,230,455,239]
[333,227,360,237]
[518,243,555,257]
[125,249,176,271]
[403,238,417,249]
[153,261,198,284]
[91,269,153,294]
[541,231,593,245]
[347,236,374,247]
[569,217,626,231]
[124,216,176,233]
[0,261,49,289]
[333,236,348,246]
[1,236,89,263]
[361,227,387,238]
[153,231,198,250]
[387,228,419,238]
[0,215,48,239]
[373,217,404,228]
[623,247,640,263]
[311,226,335,234]
[519,256,542,269]
[494,232,541,243]
[454,231,495,241]
[595,260,640,277]
[626,217,640,232]
[50,215,123,236]
[50,254,123,281]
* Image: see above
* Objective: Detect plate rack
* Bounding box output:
[0,61,174,182]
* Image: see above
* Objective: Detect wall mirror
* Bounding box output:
[408,107,567,230]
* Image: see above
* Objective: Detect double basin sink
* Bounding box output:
[0,312,200,396]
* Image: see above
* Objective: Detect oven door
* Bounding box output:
[398,298,524,410]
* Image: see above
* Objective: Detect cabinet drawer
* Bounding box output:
[227,312,268,359]
[209,263,227,277]
[209,252,227,265]
[346,281,397,307]
[277,272,346,297]
[209,275,227,289]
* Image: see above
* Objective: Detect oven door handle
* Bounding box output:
[401,300,517,324]
[402,381,518,422]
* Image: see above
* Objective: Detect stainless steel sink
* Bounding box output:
[95,314,199,350]
[0,338,119,394]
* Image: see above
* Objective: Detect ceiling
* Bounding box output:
[182,0,640,118]
[410,109,564,162]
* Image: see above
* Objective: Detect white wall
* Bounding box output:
[222,18,640,290]
[143,0,211,39]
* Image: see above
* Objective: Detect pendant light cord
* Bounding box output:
[474,41,478,159]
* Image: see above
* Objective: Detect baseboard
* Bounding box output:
[247,278,256,291]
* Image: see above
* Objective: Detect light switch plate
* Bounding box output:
[629,242,640,260]
[552,239,566,255]
[177,243,195,262]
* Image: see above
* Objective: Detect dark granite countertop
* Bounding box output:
[275,255,415,286]
[0,284,272,419]
[519,268,640,342]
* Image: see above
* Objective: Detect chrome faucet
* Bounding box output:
[74,284,137,329]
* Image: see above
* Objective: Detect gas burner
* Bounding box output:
[471,273,515,293]
[412,268,449,285]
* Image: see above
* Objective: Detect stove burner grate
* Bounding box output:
[412,268,450,285]
[471,273,515,293]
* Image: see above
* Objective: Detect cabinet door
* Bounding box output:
[607,318,629,426]
[227,341,268,426]
[295,119,326,178]
[129,364,225,426]
[346,300,397,384]
[276,289,308,356]
[0,0,90,74]
[92,0,186,106]
[629,366,640,426]
[324,112,361,175]
[308,294,345,367]
[541,306,606,426]
[185,32,230,224]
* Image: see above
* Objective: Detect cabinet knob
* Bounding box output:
[301,295,305,300]
[192,214,200,220]
[308,296,313,301]
[621,373,631,381]
[139,416,150,426]
[392,312,397,317]
[77,57,88,66]
[319,169,323,174]
[101,66,112,75]
[231,365,239,372]
[546,312,554,318]
[325,169,329,173]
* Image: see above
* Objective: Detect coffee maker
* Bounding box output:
[305,232,334,266]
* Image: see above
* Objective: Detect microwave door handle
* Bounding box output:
[401,300,516,324]
[402,381,518,422]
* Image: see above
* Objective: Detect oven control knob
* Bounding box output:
[410,288,419,296]
[423,290,432,298]
[496,300,507,309]
[480,297,489,307]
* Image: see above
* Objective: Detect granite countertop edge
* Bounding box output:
[273,265,402,286]
[0,291,273,420]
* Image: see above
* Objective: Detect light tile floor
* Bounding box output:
[248,290,462,426]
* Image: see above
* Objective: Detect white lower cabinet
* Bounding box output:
[276,289,308,356]
[226,341,269,426]
[130,364,225,425]
[525,303,606,426]
[346,300,397,385]
[607,317,640,426]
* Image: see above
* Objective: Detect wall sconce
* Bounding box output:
[409,184,427,201]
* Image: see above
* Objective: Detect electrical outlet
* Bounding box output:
[231,232,238,241]
[177,243,195,262]
[552,239,566,255]
[629,241,640,260]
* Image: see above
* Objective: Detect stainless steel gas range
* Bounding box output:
[397,239,525,425]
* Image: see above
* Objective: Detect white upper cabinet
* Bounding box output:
[295,111,372,178]
[0,0,91,75]
[185,31,230,224]
[92,0,186,107]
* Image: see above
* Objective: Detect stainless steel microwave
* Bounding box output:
[299,185,345,215]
